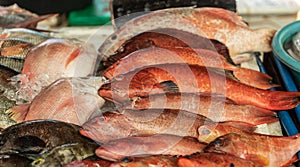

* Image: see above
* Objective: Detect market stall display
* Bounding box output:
[0,2,299,167]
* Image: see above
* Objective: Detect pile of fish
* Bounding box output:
[0,5,299,167]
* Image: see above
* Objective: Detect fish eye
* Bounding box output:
[31,158,45,165]
[121,157,131,162]
[98,116,105,122]
[214,139,225,149]
[215,139,221,145]
[114,74,124,81]
[111,35,117,40]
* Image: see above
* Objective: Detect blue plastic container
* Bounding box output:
[272,20,300,88]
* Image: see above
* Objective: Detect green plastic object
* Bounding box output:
[68,0,111,26]
[272,20,300,87]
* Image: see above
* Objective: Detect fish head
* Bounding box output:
[99,71,145,103]
[80,111,131,143]
[98,83,126,103]
[204,133,246,156]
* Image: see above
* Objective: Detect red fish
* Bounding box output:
[0,28,51,58]
[9,77,105,125]
[80,109,256,144]
[109,155,178,167]
[19,38,97,102]
[95,134,207,161]
[99,7,276,63]
[99,64,300,110]
[102,28,233,68]
[103,47,277,89]
[127,92,278,125]
[204,132,300,167]
[178,152,262,167]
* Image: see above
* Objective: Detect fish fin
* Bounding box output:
[178,158,201,167]
[0,33,8,39]
[233,68,280,90]
[262,91,300,110]
[253,28,276,53]
[65,48,81,68]
[232,53,253,64]
[249,106,278,125]
[1,43,31,58]
[245,154,269,166]
[280,155,298,167]
[193,8,248,28]
[5,104,30,122]
[222,121,257,132]
[160,81,179,92]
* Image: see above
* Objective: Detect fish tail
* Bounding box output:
[260,91,300,110]
[178,158,204,167]
[253,28,276,53]
[233,89,300,110]
[233,68,279,89]
[4,104,30,122]
[247,106,278,125]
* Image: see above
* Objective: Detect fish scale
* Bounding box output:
[99,7,275,63]
[126,92,278,125]
[204,132,300,167]
[80,109,256,144]
[99,64,300,110]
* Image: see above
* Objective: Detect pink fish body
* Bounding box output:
[103,47,276,89]
[99,64,300,110]
[178,152,262,167]
[95,134,206,161]
[11,77,105,125]
[128,92,278,125]
[204,132,300,167]
[19,38,97,101]
[99,7,275,63]
[80,109,255,144]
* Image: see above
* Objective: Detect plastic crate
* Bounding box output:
[68,0,111,26]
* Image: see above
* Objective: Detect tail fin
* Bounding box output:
[5,104,30,122]
[233,68,279,90]
[246,106,278,125]
[254,28,276,53]
[259,91,300,110]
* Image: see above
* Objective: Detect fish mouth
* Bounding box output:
[79,128,102,144]
[98,83,130,104]
[98,83,113,99]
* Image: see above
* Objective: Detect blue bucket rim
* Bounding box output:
[272,20,300,73]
